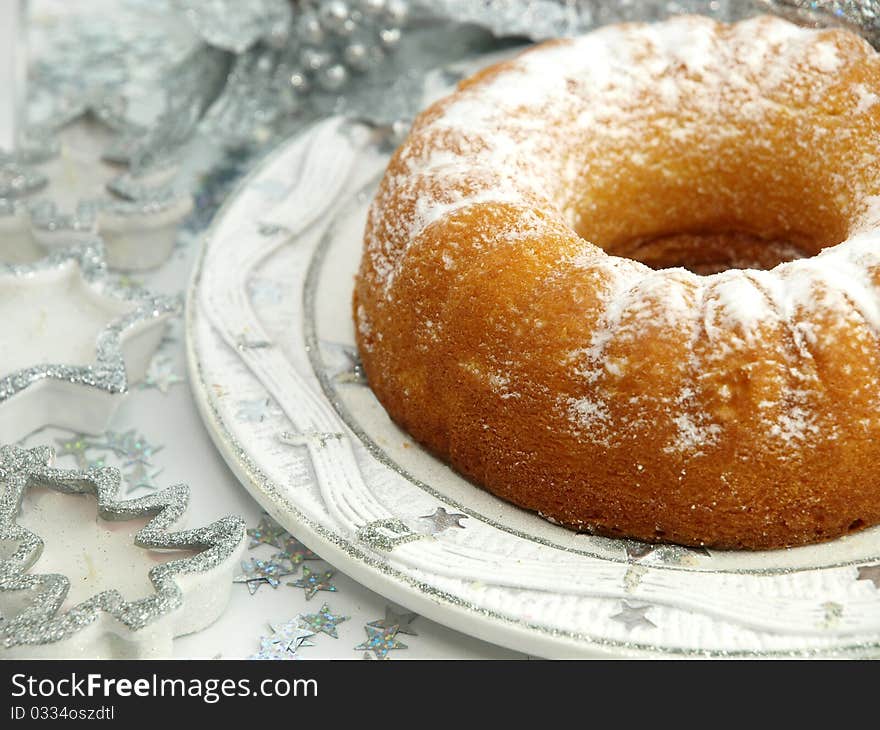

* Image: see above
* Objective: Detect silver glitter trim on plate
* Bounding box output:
[0,445,246,655]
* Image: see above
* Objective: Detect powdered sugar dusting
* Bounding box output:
[362,14,880,454]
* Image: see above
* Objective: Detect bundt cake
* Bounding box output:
[353,14,880,549]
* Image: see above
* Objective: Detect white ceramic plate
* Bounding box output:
[186,65,880,658]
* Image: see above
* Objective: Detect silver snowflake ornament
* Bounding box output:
[0,445,245,657]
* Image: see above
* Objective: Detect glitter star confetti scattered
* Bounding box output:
[50,429,166,497]
[355,623,407,660]
[274,535,320,568]
[251,621,316,660]
[53,434,93,469]
[234,557,295,595]
[122,462,164,497]
[298,603,349,638]
[288,565,338,600]
[94,429,164,465]
[368,605,418,636]
[246,513,321,568]
[139,354,185,393]
[247,513,288,549]
[418,506,468,534]
[235,397,281,423]
[610,601,657,631]
[857,564,880,588]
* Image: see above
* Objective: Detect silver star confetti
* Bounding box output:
[247,513,288,549]
[234,557,295,595]
[251,621,315,660]
[246,514,320,568]
[235,397,280,423]
[355,623,407,660]
[288,565,337,600]
[610,601,656,631]
[368,605,418,636]
[857,564,880,588]
[273,535,320,567]
[94,429,163,466]
[298,603,349,638]
[53,434,94,469]
[122,462,164,497]
[139,355,185,393]
[52,430,166,494]
[419,506,468,534]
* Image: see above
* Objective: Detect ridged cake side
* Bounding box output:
[353,15,880,549]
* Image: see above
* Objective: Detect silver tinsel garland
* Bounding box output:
[15,1,880,209]
[179,0,880,144]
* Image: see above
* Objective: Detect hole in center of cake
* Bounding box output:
[605,229,814,275]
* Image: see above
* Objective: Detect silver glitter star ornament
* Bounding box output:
[0,243,179,443]
[0,445,246,658]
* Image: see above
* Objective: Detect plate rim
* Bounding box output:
[185,120,880,660]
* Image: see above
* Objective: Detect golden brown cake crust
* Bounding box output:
[353,15,880,549]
